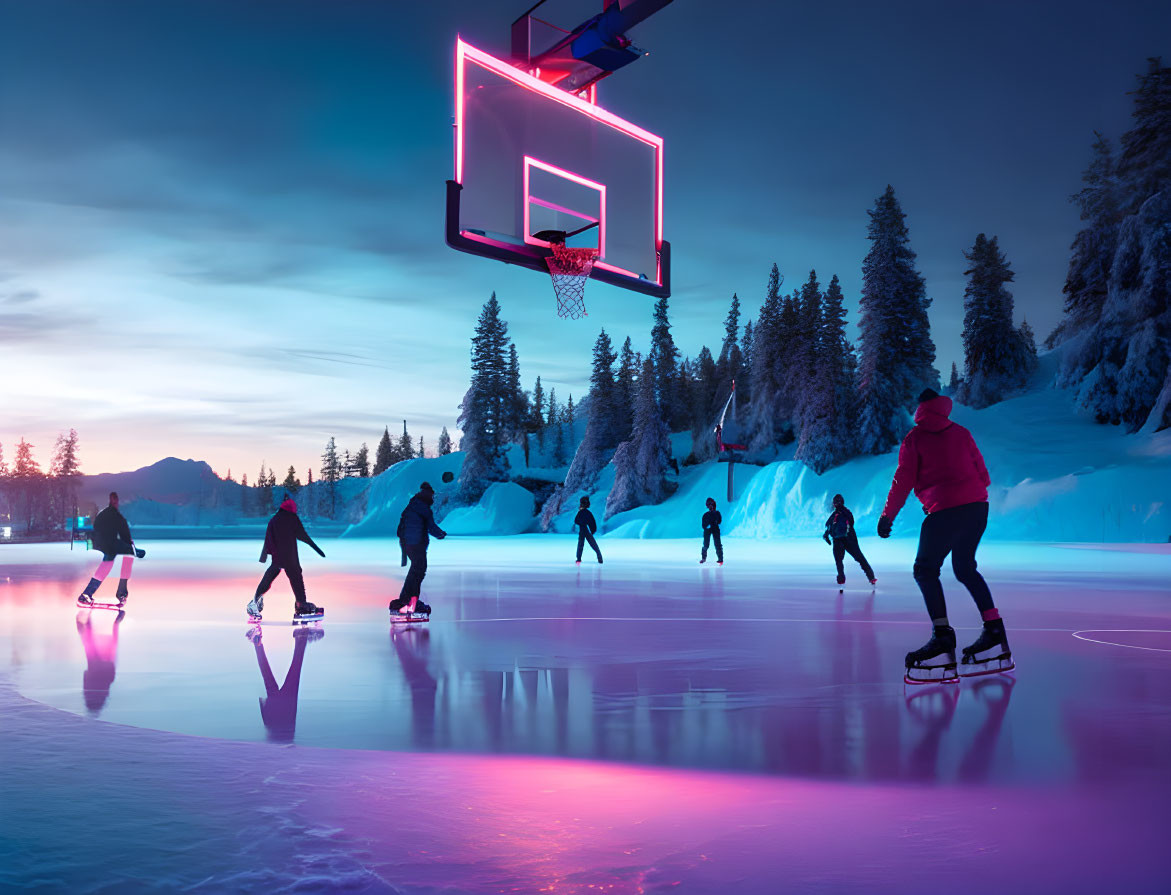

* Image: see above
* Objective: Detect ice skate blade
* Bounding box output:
[292,613,324,625]
[959,656,1016,678]
[390,612,430,625]
[76,599,124,611]
[904,670,960,685]
[247,614,263,624]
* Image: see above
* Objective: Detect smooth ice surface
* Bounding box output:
[2,536,1170,892]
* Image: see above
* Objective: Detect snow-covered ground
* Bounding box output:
[1,537,1169,892]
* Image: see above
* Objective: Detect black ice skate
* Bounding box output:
[960,619,1015,678]
[390,596,430,625]
[293,601,324,624]
[246,596,264,622]
[115,579,129,606]
[904,625,959,685]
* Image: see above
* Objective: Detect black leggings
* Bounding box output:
[256,563,307,604]
[401,543,429,600]
[577,530,602,561]
[832,532,873,580]
[702,528,723,562]
[913,502,995,621]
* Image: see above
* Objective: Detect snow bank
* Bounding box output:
[607,460,761,538]
[342,454,463,537]
[441,481,536,535]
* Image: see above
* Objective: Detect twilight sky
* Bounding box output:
[1,0,1167,477]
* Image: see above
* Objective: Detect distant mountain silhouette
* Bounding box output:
[80,458,238,506]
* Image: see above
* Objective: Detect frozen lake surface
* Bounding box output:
[2,536,1169,892]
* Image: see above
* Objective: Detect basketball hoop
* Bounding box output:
[544,240,598,320]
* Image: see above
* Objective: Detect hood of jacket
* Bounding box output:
[914,395,954,432]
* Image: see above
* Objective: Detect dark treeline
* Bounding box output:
[0,430,82,535]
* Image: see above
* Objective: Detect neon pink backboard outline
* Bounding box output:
[523,156,606,257]
[454,38,663,287]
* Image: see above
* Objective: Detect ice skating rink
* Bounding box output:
[2,536,1169,893]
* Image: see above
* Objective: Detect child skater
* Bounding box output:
[823,493,876,586]
[700,497,723,564]
[247,495,326,622]
[78,491,145,607]
[575,495,602,564]
[878,388,1012,682]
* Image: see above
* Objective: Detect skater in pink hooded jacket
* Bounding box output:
[878,389,1013,682]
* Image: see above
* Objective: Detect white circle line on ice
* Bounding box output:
[1071,629,1171,652]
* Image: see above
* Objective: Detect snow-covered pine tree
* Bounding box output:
[458,293,511,502]
[740,318,754,405]
[281,465,301,493]
[957,234,1033,408]
[614,336,639,444]
[563,330,619,491]
[606,358,672,518]
[795,274,858,472]
[506,343,528,441]
[856,185,938,454]
[748,264,783,450]
[437,426,453,456]
[12,439,41,532]
[342,449,353,478]
[714,293,743,415]
[50,428,81,519]
[690,346,717,436]
[373,426,394,475]
[353,443,370,477]
[530,376,546,445]
[948,362,960,393]
[1054,59,1171,431]
[791,270,823,437]
[397,420,414,465]
[546,389,566,466]
[417,436,425,459]
[319,438,342,518]
[650,296,686,431]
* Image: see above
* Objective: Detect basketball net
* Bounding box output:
[545,243,598,319]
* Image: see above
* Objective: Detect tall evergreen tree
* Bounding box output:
[397,420,414,464]
[320,437,342,518]
[957,234,1034,408]
[530,376,546,442]
[353,443,370,477]
[740,318,754,405]
[458,293,511,502]
[691,346,718,433]
[714,293,743,414]
[748,264,784,450]
[240,473,250,513]
[614,336,639,443]
[437,426,453,456]
[796,274,858,472]
[948,362,961,393]
[373,426,394,475]
[606,358,672,518]
[649,296,685,430]
[506,343,528,441]
[563,331,619,491]
[856,185,938,454]
[50,428,81,520]
[281,465,301,493]
[417,436,426,459]
[12,439,41,532]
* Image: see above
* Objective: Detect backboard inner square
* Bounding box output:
[523,157,606,254]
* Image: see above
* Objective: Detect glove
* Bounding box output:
[437,531,447,540]
[823,533,832,545]
[134,547,146,559]
[877,515,893,539]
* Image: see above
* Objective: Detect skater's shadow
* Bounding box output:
[249,626,323,743]
[77,608,125,715]
[390,626,437,748]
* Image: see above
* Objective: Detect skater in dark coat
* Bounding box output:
[247,496,326,621]
[574,495,602,564]
[700,497,723,564]
[823,494,875,586]
[392,482,446,616]
[879,388,1012,681]
[78,492,145,607]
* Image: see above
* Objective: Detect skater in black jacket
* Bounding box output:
[575,495,602,564]
[78,492,145,607]
[823,494,876,587]
[247,496,326,621]
[700,497,724,564]
[392,482,446,617]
